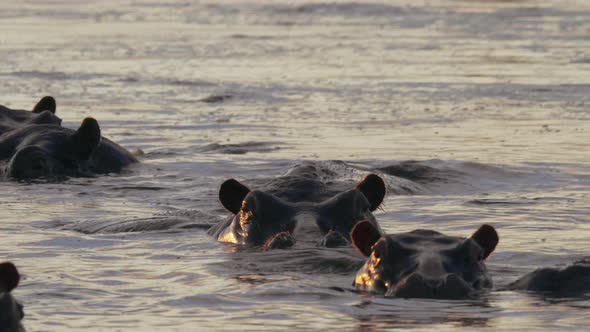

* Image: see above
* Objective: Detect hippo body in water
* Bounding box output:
[0,262,25,332]
[209,164,386,249]
[0,97,137,180]
[350,221,499,299]
[507,258,590,294]
[0,96,61,135]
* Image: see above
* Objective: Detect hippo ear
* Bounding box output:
[351,220,382,257]
[32,96,56,114]
[0,262,20,292]
[219,179,250,214]
[355,174,386,211]
[471,224,499,259]
[71,117,101,158]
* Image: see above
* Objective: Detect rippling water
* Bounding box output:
[1,0,589,330]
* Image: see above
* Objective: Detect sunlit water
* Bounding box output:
[0,0,589,331]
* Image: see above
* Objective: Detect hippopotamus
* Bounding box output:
[0,97,138,180]
[350,221,499,299]
[507,258,590,294]
[0,262,25,332]
[209,164,386,249]
[0,96,61,135]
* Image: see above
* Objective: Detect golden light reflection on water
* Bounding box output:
[0,0,589,330]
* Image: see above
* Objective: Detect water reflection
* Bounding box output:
[350,296,495,330]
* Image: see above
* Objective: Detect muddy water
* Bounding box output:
[0,0,589,331]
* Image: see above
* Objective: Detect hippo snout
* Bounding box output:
[389,273,474,299]
[8,146,54,179]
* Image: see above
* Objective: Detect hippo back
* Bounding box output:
[507,258,590,294]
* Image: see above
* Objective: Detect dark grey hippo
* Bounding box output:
[350,221,499,299]
[507,258,590,295]
[0,262,25,332]
[0,116,137,180]
[209,166,386,249]
[0,96,61,135]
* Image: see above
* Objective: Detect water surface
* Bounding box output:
[0,0,589,331]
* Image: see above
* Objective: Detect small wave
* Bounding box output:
[211,247,364,275]
[466,199,538,206]
[365,159,541,195]
[0,70,115,81]
[168,79,217,87]
[117,76,216,87]
[273,3,411,17]
[63,210,221,234]
[198,141,283,155]
[572,58,590,64]
[228,34,275,40]
[378,161,463,183]
[108,186,166,191]
[199,95,233,103]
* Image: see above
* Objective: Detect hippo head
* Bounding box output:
[0,262,25,332]
[351,221,499,299]
[216,174,386,249]
[6,117,101,180]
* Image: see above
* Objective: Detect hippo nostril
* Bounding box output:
[264,232,295,250]
[411,274,441,289]
[320,230,349,247]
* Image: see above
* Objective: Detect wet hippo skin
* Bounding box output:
[0,262,25,332]
[209,167,386,250]
[0,96,61,135]
[507,258,590,294]
[351,221,499,299]
[0,97,137,180]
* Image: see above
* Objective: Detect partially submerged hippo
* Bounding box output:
[209,166,386,249]
[0,99,137,180]
[350,221,499,299]
[0,96,61,135]
[507,258,590,295]
[0,262,25,332]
